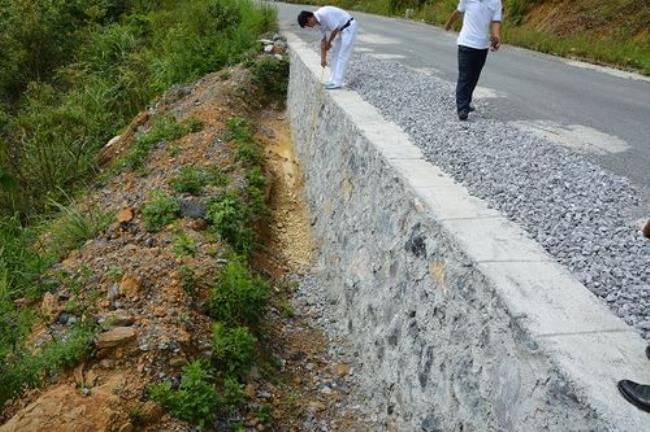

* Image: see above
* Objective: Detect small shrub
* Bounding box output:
[0,216,50,301]
[206,192,253,255]
[105,265,124,282]
[206,165,230,187]
[128,407,142,426]
[257,403,273,424]
[224,117,254,143]
[246,167,269,219]
[0,325,94,407]
[38,326,94,371]
[170,166,208,195]
[209,260,268,326]
[123,115,187,170]
[179,265,196,294]
[279,300,295,319]
[211,322,257,376]
[235,140,265,168]
[142,190,180,232]
[231,423,246,432]
[172,228,197,257]
[149,360,221,427]
[168,144,180,157]
[185,117,204,133]
[250,56,289,103]
[222,375,244,410]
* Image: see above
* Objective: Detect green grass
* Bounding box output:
[0,0,282,417]
[0,216,52,302]
[170,166,210,195]
[141,189,181,232]
[122,115,190,171]
[206,191,255,255]
[44,200,113,260]
[279,300,296,319]
[246,166,270,219]
[226,117,265,168]
[209,259,269,327]
[105,265,124,282]
[179,264,197,295]
[221,375,245,411]
[172,227,198,257]
[502,26,650,74]
[0,325,95,409]
[148,360,222,428]
[249,56,290,105]
[149,360,247,426]
[206,165,231,188]
[205,116,269,255]
[211,322,257,377]
[0,0,278,218]
[170,165,232,194]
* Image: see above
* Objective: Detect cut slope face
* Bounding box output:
[522,0,648,40]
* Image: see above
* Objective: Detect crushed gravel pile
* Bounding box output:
[343,53,650,338]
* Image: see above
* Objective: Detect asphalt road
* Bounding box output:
[275,3,650,221]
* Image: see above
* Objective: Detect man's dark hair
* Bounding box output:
[297,11,314,28]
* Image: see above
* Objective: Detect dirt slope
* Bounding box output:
[1,44,374,430]
[521,0,649,41]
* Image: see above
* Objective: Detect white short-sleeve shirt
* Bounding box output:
[314,6,352,37]
[457,0,502,49]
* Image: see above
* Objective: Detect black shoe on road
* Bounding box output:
[458,109,468,121]
[647,345,650,360]
[618,380,650,413]
[468,105,476,112]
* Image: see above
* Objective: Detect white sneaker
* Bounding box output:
[325,82,342,90]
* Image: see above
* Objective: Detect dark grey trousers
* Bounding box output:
[456,45,489,113]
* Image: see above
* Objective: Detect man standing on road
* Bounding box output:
[298,6,358,90]
[445,0,502,121]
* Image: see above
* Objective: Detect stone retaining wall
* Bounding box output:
[285,32,650,431]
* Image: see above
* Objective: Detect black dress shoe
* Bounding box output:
[646,345,650,360]
[458,109,468,121]
[618,380,650,413]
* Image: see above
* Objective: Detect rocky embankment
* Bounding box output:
[0,37,373,432]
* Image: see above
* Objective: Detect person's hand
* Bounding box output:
[444,23,451,31]
[490,36,501,51]
[320,57,327,68]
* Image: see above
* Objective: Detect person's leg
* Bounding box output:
[467,49,488,109]
[330,22,357,87]
[327,37,342,84]
[455,46,474,115]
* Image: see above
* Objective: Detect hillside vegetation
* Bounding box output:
[291,0,650,75]
[0,0,275,218]
[0,0,279,424]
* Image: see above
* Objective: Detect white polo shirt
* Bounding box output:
[457,0,502,49]
[314,6,352,36]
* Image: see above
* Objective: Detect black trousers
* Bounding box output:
[456,45,488,113]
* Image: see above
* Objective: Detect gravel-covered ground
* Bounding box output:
[338,53,650,338]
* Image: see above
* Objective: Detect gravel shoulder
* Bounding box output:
[337,51,650,339]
